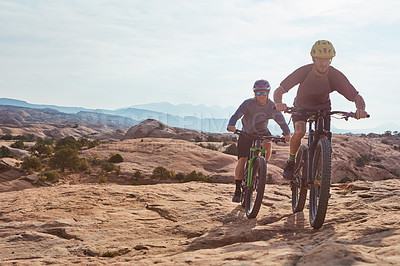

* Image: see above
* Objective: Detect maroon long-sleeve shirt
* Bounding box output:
[280,64,359,110]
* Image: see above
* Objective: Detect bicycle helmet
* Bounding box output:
[310,40,336,58]
[253,79,271,91]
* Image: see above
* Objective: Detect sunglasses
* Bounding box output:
[255,91,269,96]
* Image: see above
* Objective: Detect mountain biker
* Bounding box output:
[273,40,368,180]
[227,79,291,202]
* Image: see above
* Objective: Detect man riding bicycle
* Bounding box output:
[273,40,368,180]
[227,79,291,202]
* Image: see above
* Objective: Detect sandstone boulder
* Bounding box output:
[124,119,202,141]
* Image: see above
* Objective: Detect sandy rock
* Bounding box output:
[0,124,99,139]
[0,180,399,265]
[80,138,237,182]
[124,119,202,141]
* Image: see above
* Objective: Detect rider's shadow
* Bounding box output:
[284,211,306,231]
[223,205,257,228]
[185,205,263,252]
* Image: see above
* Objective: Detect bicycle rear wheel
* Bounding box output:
[291,145,308,213]
[245,156,267,218]
[309,138,331,229]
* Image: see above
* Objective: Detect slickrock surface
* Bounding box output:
[1,180,399,265]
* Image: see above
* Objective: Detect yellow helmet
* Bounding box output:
[310,40,336,58]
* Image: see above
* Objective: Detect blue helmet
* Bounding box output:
[253,79,271,91]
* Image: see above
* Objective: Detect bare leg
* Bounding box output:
[235,157,247,181]
[262,141,272,162]
[290,121,306,155]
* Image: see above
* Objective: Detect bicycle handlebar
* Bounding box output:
[283,107,370,120]
[233,129,286,143]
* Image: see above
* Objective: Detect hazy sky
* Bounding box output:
[1,0,399,130]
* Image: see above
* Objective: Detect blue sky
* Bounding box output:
[0,0,399,130]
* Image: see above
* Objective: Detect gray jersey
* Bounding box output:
[228,98,290,135]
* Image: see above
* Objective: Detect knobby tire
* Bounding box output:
[240,166,248,207]
[309,138,332,229]
[245,156,267,219]
[292,145,308,213]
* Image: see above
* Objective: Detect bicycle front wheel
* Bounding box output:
[292,145,308,213]
[309,138,332,229]
[245,156,267,219]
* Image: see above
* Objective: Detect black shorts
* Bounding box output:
[237,131,271,159]
[292,112,331,131]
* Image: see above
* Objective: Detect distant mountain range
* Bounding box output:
[0,98,398,135]
[129,102,236,119]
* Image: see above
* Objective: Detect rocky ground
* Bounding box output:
[0,180,399,265]
[1,122,400,265]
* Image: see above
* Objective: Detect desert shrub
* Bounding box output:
[175,172,185,181]
[355,154,370,167]
[36,138,54,145]
[79,137,100,149]
[10,140,24,149]
[98,172,107,183]
[108,153,124,163]
[101,162,118,172]
[40,171,60,183]
[133,170,142,178]
[0,134,13,140]
[30,142,53,157]
[183,170,214,183]
[152,166,171,180]
[383,130,392,136]
[206,143,218,151]
[170,169,176,179]
[15,134,35,141]
[194,136,203,142]
[0,146,14,158]
[371,156,381,162]
[54,136,82,152]
[223,143,238,156]
[88,154,102,165]
[79,158,91,171]
[88,140,100,148]
[198,143,218,151]
[115,166,121,175]
[22,156,42,172]
[221,135,237,143]
[49,147,81,172]
[0,134,34,141]
[101,248,129,258]
[79,137,90,147]
[151,167,214,183]
[206,135,219,142]
[338,176,352,183]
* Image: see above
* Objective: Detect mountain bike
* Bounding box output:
[234,130,286,219]
[286,107,369,229]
